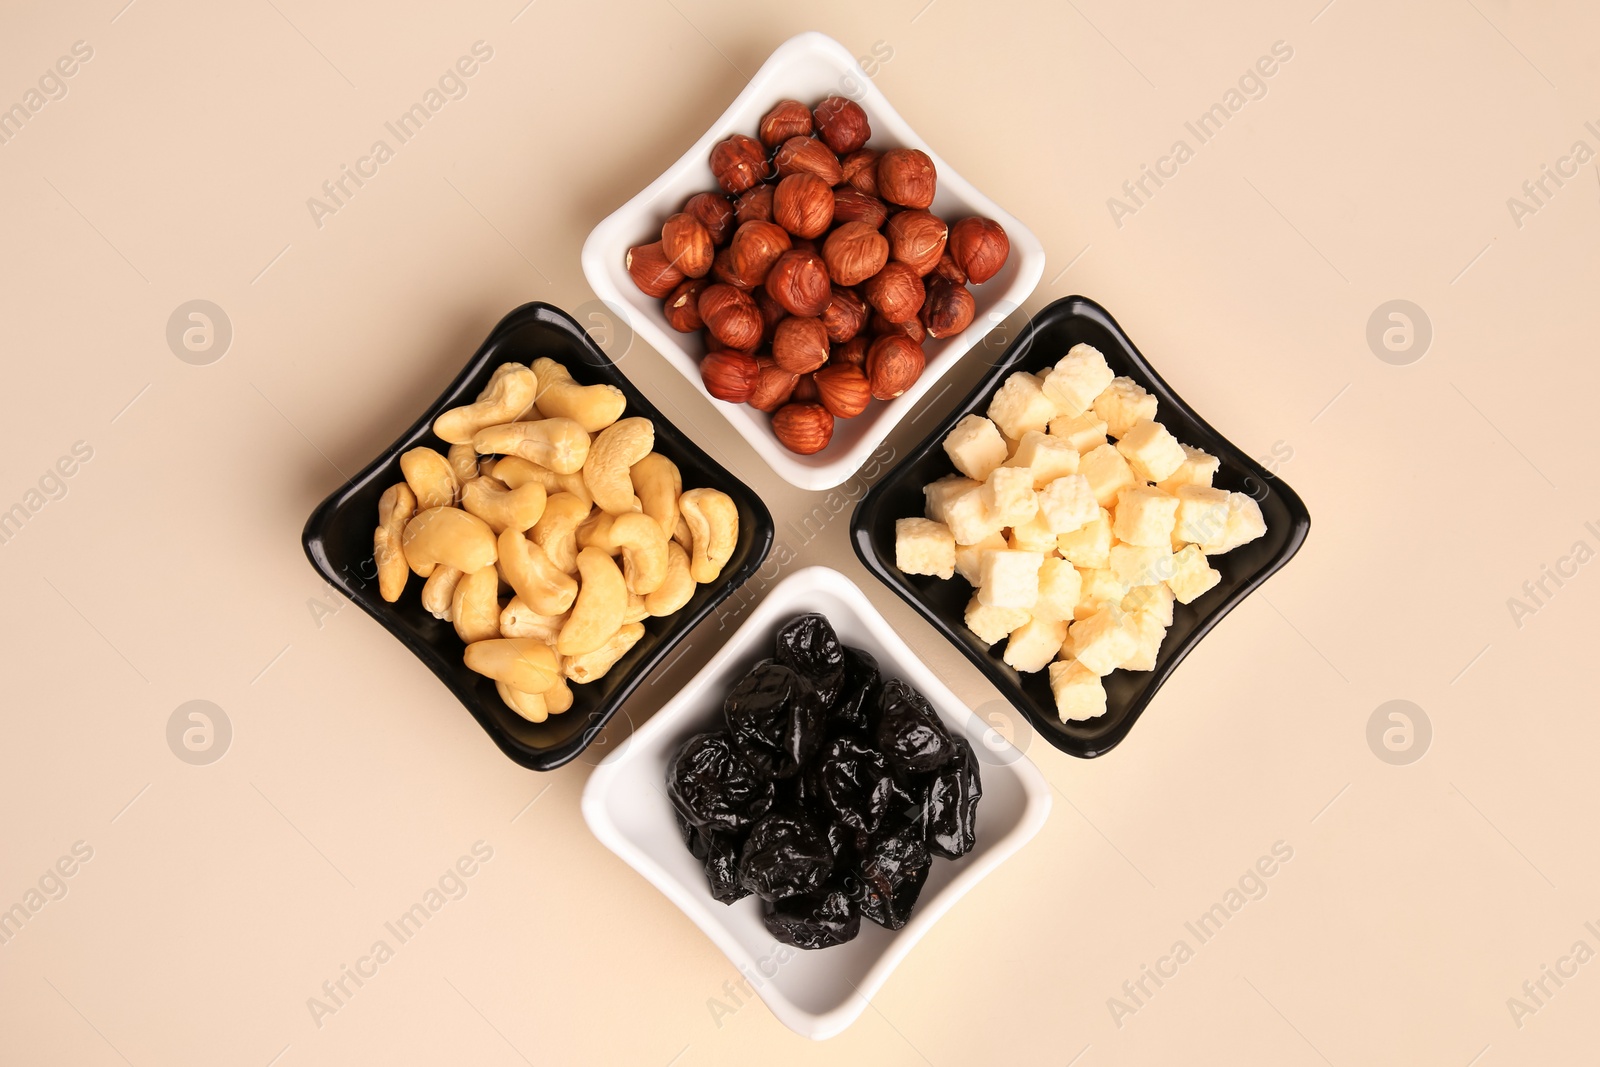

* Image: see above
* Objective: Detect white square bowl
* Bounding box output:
[580,31,1046,491]
[581,566,1052,1039]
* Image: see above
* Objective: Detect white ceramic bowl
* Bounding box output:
[581,566,1051,1039]
[580,31,1046,491]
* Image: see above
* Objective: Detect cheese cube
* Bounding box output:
[925,474,980,524]
[1122,581,1175,626]
[1003,431,1080,488]
[1007,512,1058,552]
[1167,545,1221,603]
[1200,493,1268,555]
[1049,660,1108,721]
[1076,567,1130,619]
[1004,617,1070,673]
[1115,419,1187,482]
[1092,377,1157,439]
[944,415,1009,481]
[965,595,1031,646]
[1174,484,1231,545]
[1039,343,1115,416]
[976,549,1043,609]
[1037,474,1099,535]
[1068,607,1137,676]
[955,531,1006,585]
[987,372,1061,440]
[982,466,1038,527]
[1120,610,1168,671]
[1112,486,1180,547]
[1110,543,1175,588]
[944,485,1003,545]
[1156,445,1220,493]
[1057,507,1112,569]
[1032,557,1083,623]
[1079,444,1137,507]
[1048,411,1109,453]
[894,518,956,579]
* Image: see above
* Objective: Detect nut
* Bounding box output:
[451,565,501,644]
[830,187,888,229]
[862,261,925,323]
[463,637,560,694]
[532,492,590,574]
[563,622,645,684]
[461,475,547,534]
[759,98,814,147]
[728,220,791,286]
[499,527,579,614]
[866,335,926,400]
[625,241,685,298]
[683,191,735,245]
[833,336,869,368]
[886,209,949,275]
[876,148,937,209]
[679,488,739,583]
[402,506,498,578]
[771,316,830,374]
[933,252,968,284]
[840,149,880,196]
[774,135,843,186]
[771,402,835,455]
[643,541,695,617]
[529,358,627,432]
[947,216,1010,284]
[920,276,976,339]
[709,133,769,193]
[661,212,714,278]
[748,357,799,412]
[735,184,774,225]
[872,311,927,345]
[814,363,872,418]
[433,364,538,444]
[819,285,868,343]
[605,512,670,596]
[764,249,831,317]
[700,350,761,403]
[791,373,820,403]
[711,247,748,289]
[754,287,785,341]
[663,278,707,332]
[813,96,871,155]
[697,284,763,350]
[557,547,628,656]
[822,220,889,287]
[772,173,835,238]
[473,418,591,474]
[583,416,655,515]
[374,482,417,603]
[400,446,459,510]
[630,452,682,539]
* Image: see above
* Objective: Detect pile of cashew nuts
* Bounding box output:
[373,357,740,723]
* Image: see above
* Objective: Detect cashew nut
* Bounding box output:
[496,680,548,723]
[532,493,590,575]
[564,622,645,684]
[603,512,669,595]
[434,364,538,444]
[402,507,497,578]
[463,637,559,693]
[400,447,459,510]
[375,482,417,603]
[493,457,592,508]
[447,442,480,487]
[679,488,738,583]
[452,566,500,644]
[531,357,627,432]
[558,548,628,656]
[473,418,590,475]
[624,594,650,624]
[544,675,575,713]
[644,540,696,617]
[583,417,655,515]
[575,511,618,554]
[420,566,463,620]
[461,476,546,534]
[630,453,682,539]
[499,597,569,642]
[497,528,578,616]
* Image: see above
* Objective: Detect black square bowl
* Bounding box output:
[851,296,1310,759]
[301,302,775,771]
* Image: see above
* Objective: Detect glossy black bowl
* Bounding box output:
[302,302,775,771]
[851,296,1310,759]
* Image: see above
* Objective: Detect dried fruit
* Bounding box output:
[748,357,799,412]
[772,173,835,239]
[830,187,888,229]
[813,96,871,155]
[739,811,833,900]
[758,98,814,147]
[852,831,931,930]
[710,133,769,194]
[775,613,847,704]
[862,261,925,324]
[821,220,889,287]
[948,216,1010,284]
[771,402,834,454]
[774,135,843,186]
[729,220,792,286]
[667,731,775,833]
[866,334,925,400]
[698,284,762,350]
[885,209,948,276]
[813,362,872,418]
[772,316,830,374]
[625,241,685,298]
[661,212,714,278]
[701,350,761,403]
[725,660,828,780]
[735,184,775,225]
[763,887,860,949]
[920,276,975,339]
[684,191,735,245]
[876,147,936,209]
[764,249,831,318]
[819,286,868,344]
[923,736,982,859]
[663,278,707,332]
[873,678,954,774]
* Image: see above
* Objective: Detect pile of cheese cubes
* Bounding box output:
[894,343,1266,722]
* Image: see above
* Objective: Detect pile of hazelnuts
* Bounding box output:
[624,96,1011,456]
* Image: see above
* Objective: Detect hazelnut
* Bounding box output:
[948,216,1010,283]
[873,312,927,345]
[698,284,763,350]
[729,220,792,286]
[813,96,872,155]
[920,276,975,339]
[861,261,925,324]
[712,247,749,289]
[790,236,819,254]
[625,241,685,298]
[759,99,814,147]
[771,316,830,374]
[772,173,835,239]
[710,133,770,194]
[876,148,937,209]
[791,373,821,404]
[819,285,868,343]
[840,149,880,196]
[684,191,736,245]
[886,210,948,276]
[833,336,870,368]
[661,212,714,278]
[663,278,707,332]
[830,187,889,229]
[764,249,832,317]
[753,287,786,342]
[774,136,843,187]
[822,221,889,287]
[749,356,799,412]
[933,252,968,285]
[701,350,761,403]
[813,362,872,418]
[865,335,926,400]
[735,184,775,226]
[772,403,834,455]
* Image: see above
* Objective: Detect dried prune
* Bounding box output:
[826,821,866,868]
[763,886,861,949]
[813,736,913,836]
[738,811,833,901]
[873,679,955,775]
[775,613,846,706]
[701,833,749,905]
[852,831,931,930]
[724,661,827,780]
[924,737,982,859]
[667,731,775,833]
[831,646,881,731]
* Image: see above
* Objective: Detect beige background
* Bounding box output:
[1,0,1596,1063]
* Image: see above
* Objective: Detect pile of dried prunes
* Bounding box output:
[667,613,982,949]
